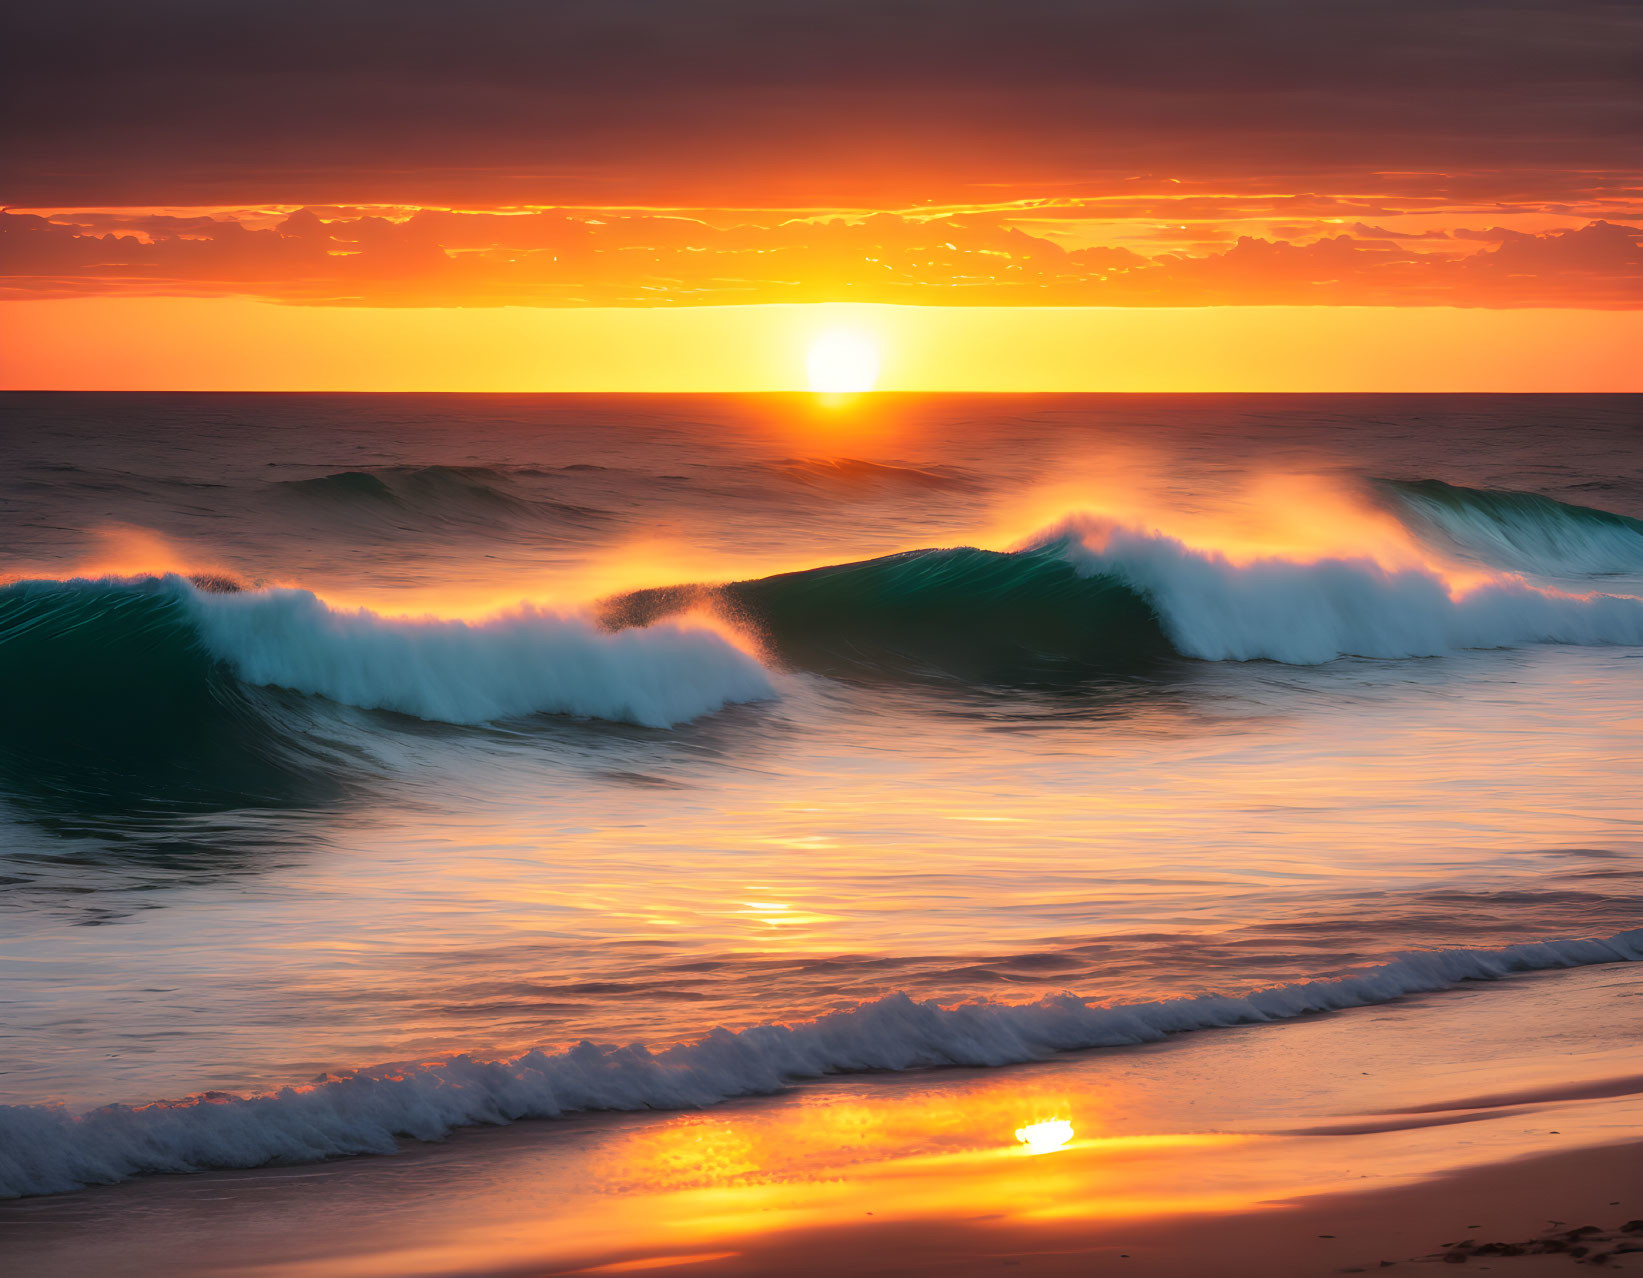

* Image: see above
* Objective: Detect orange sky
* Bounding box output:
[3,201,1639,310]
[4,298,1639,392]
[1,0,1638,389]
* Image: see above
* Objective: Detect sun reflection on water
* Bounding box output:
[1014,1118,1076,1155]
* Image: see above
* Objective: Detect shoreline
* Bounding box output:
[3,963,1641,1277]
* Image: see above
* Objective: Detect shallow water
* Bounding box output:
[6,962,1641,1276]
[1,391,1639,1196]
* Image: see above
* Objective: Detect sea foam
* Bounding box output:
[1044,518,1643,664]
[3,929,1638,1198]
[185,583,776,727]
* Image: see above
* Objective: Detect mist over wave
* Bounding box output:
[265,458,1643,583]
[4,470,1641,818]
[8,481,1643,762]
[613,501,1643,680]
[4,928,1638,1199]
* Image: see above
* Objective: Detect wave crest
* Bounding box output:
[1042,516,1643,664]
[189,584,775,727]
[1381,478,1643,576]
[0,576,776,732]
[4,929,1637,1198]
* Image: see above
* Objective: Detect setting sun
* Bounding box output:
[806,330,881,393]
[4,5,1641,1278]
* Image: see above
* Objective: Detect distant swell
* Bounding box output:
[278,465,527,512]
[1381,478,1643,575]
[274,465,609,534]
[3,929,1638,1198]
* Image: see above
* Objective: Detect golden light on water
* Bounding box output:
[1014,1118,1075,1155]
[806,330,880,393]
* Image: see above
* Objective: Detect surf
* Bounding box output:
[1379,478,1643,575]
[4,927,1638,1199]
[0,574,775,731]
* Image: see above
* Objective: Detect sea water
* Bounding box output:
[1,391,1639,1197]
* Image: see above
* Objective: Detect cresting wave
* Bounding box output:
[1037,516,1643,665]
[1380,478,1643,576]
[0,575,775,731]
[6,504,1643,759]
[3,929,1639,1198]
[612,517,1643,678]
[188,581,774,727]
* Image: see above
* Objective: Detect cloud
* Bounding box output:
[0,1,1637,207]
[1452,226,1531,243]
[1348,223,1451,240]
[3,207,1638,308]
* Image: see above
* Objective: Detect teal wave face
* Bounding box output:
[0,577,348,814]
[609,545,1171,684]
[1380,478,1643,575]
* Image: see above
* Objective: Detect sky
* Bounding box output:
[2,0,1639,389]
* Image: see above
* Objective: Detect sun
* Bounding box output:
[806,330,881,394]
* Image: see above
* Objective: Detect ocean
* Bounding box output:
[1,391,1640,1203]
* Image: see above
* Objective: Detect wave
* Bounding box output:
[6,503,1642,782]
[607,545,1168,682]
[0,576,346,811]
[4,928,1638,1198]
[1041,516,1643,665]
[1380,478,1643,576]
[765,457,973,491]
[276,465,609,532]
[191,583,774,728]
[0,576,775,733]
[279,465,523,508]
[609,518,1643,679]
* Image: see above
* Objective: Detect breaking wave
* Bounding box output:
[188,582,775,727]
[1381,478,1643,576]
[0,575,776,732]
[612,517,1643,678]
[6,492,1643,781]
[4,928,1638,1198]
[1039,516,1643,664]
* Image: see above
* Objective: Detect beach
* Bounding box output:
[1,392,1640,1275]
[4,959,1640,1276]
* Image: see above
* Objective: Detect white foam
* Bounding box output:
[3,929,1638,1198]
[182,580,776,727]
[1039,518,1643,664]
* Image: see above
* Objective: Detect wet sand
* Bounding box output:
[540,1139,1643,1276]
